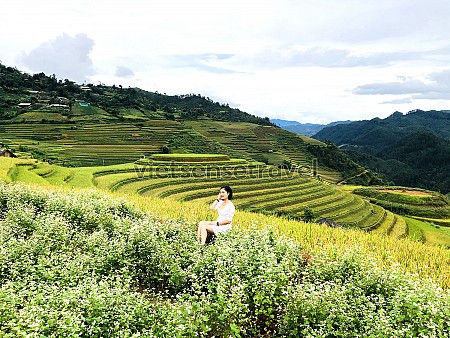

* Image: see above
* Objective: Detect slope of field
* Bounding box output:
[405,217,450,247]
[0,182,448,337]
[185,120,343,181]
[351,186,450,247]
[354,186,450,218]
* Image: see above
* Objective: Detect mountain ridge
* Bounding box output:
[271,118,352,136]
[0,63,272,126]
[313,110,450,193]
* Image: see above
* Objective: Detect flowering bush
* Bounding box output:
[0,182,449,337]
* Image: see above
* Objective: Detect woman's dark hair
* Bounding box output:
[220,186,233,200]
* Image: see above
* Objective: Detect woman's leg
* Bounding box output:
[197,221,214,245]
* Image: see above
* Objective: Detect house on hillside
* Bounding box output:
[316,218,341,228]
[75,99,90,107]
[0,149,17,158]
[48,103,69,109]
[57,97,70,103]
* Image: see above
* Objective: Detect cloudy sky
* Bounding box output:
[2,0,450,123]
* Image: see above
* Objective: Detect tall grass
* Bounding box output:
[1,159,449,288]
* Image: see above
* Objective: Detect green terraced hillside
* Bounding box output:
[354,186,450,219]
[1,119,346,182]
[0,157,406,235]
[353,186,450,247]
[2,118,348,181]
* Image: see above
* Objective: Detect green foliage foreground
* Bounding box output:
[0,182,449,337]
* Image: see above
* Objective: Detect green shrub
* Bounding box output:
[0,182,449,337]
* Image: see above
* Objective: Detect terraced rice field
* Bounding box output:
[0,157,416,238]
[1,117,345,183]
[87,159,402,231]
[185,120,343,183]
[0,121,190,165]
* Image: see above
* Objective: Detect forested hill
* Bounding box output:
[313,110,450,193]
[0,62,271,125]
[313,110,450,147]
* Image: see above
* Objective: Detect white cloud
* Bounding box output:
[381,98,413,104]
[353,69,450,102]
[115,66,135,78]
[353,80,432,95]
[18,33,95,83]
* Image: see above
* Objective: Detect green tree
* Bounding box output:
[302,207,315,223]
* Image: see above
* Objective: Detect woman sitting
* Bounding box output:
[197,186,235,245]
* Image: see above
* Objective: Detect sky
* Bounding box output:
[2,0,450,124]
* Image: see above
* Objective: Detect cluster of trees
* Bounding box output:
[345,132,450,194]
[0,64,82,119]
[0,64,81,96]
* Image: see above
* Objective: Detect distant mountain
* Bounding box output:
[314,110,450,146]
[271,119,352,136]
[312,110,450,193]
[270,119,304,127]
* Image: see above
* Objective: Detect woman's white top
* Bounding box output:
[212,200,235,234]
[215,200,235,224]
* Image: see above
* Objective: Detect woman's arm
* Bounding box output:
[215,219,231,226]
[210,193,221,210]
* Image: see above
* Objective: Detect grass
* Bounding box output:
[0,158,36,182]
[10,164,50,185]
[126,191,450,289]
[2,114,345,182]
[412,216,450,227]
[404,216,450,248]
[94,172,139,190]
[3,157,449,247]
[29,162,73,185]
[2,179,448,289]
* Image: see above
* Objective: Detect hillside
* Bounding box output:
[6,154,450,248]
[0,62,375,184]
[313,110,450,193]
[0,63,272,125]
[1,65,450,336]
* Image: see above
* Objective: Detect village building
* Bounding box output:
[48,103,69,108]
[0,149,17,158]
